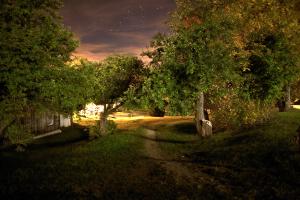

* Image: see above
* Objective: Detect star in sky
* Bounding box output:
[61,0,176,61]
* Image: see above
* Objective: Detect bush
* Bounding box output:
[88,124,101,140]
[149,107,165,117]
[4,123,33,151]
[210,94,275,131]
[105,120,117,135]
[88,120,117,139]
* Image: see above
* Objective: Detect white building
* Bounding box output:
[79,103,104,117]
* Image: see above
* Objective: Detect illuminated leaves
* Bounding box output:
[92,55,145,108]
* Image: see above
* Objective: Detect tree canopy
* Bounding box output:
[235,0,300,102]
[142,0,300,134]
[0,0,91,144]
[92,55,145,135]
[144,1,239,113]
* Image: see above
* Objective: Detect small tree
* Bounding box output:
[93,55,144,135]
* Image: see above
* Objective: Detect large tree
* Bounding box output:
[142,0,240,136]
[0,0,87,143]
[237,0,300,111]
[142,0,300,135]
[93,55,145,135]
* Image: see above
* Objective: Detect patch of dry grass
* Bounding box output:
[292,105,300,110]
[74,112,194,130]
[114,116,193,130]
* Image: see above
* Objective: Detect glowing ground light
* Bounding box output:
[292,105,300,110]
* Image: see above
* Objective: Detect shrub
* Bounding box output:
[210,94,275,131]
[4,123,33,151]
[149,107,165,117]
[88,122,101,140]
[105,120,117,135]
[87,120,117,139]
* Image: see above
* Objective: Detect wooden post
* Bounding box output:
[195,92,212,137]
[99,104,108,135]
[285,85,291,111]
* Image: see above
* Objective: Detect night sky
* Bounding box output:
[61,0,176,61]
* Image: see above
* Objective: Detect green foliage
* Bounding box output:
[0,0,78,114]
[204,81,276,130]
[0,0,94,144]
[88,123,101,140]
[93,55,145,106]
[291,79,300,101]
[4,123,33,151]
[211,96,275,130]
[90,55,145,133]
[141,33,169,67]
[88,120,117,139]
[142,0,240,115]
[235,0,300,102]
[142,0,300,129]
[105,120,117,135]
[44,58,96,113]
[241,31,299,102]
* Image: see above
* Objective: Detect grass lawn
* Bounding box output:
[0,127,179,199]
[155,108,300,199]
[1,109,300,199]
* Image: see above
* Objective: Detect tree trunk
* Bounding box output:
[284,85,291,111]
[70,113,74,126]
[99,104,108,135]
[149,107,165,117]
[195,92,212,137]
[277,98,285,112]
[278,85,291,112]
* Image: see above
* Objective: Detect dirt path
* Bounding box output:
[144,128,196,184]
[143,128,232,195]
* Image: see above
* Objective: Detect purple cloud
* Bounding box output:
[61,0,175,60]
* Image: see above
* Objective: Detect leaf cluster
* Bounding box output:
[0,0,93,142]
[92,55,145,109]
[142,0,300,116]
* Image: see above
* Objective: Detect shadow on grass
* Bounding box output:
[28,125,88,150]
[0,125,89,152]
[166,122,197,135]
[184,132,300,198]
[133,134,198,144]
[143,122,197,134]
[152,109,300,199]
[187,127,299,168]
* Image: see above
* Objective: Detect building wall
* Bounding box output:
[23,112,60,135]
[60,115,71,127]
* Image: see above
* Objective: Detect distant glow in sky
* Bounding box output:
[61,0,175,61]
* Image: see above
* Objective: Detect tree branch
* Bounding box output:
[107,102,124,114]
